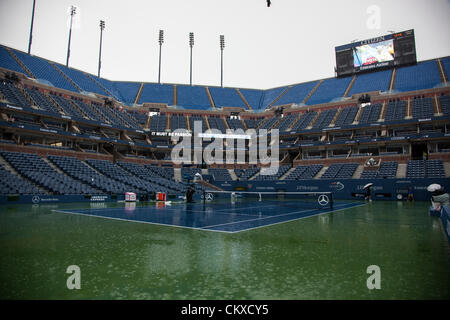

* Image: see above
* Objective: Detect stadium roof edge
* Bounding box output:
[1,43,449,94]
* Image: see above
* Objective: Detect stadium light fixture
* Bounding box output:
[27,0,37,54]
[158,30,164,84]
[189,32,194,86]
[387,30,395,34]
[220,35,225,88]
[98,20,105,78]
[66,5,77,67]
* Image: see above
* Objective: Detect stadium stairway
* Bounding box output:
[205,87,215,109]
[0,153,48,194]
[397,163,407,178]
[389,68,397,91]
[235,89,252,110]
[434,95,443,115]
[5,47,34,78]
[405,99,412,119]
[303,80,323,104]
[280,167,296,180]
[51,63,82,92]
[437,58,448,83]
[228,169,238,181]
[379,101,387,121]
[352,165,365,179]
[197,180,223,191]
[444,161,450,177]
[343,75,357,98]
[134,83,144,104]
[315,166,329,179]
[43,157,66,175]
[267,86,292,109]
[174,168,182,182]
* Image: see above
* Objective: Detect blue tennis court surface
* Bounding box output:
[54,200,364,233]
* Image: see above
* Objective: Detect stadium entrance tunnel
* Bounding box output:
[411,142,428,160]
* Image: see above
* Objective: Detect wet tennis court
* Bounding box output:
[0,200,449,299]
[52,196,362,233]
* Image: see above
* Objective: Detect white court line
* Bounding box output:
[225,203,367,233]
[201,202,352,229]
[52,202,365,234]
[51,209,235,234]
[201,203,364,232]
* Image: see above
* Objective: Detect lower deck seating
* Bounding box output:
[320,163,358,179]
[0,162,43,195]
[1,151,99,195]
[209,168,232,181]
[235,167,260,180]
[406,159,445,178]
[360,161,398,179]
[284,164,323,180]
[253,165,291,181]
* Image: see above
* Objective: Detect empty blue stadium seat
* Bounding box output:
[290,111,316,130]
[358,103,382,124]
[321,163,358,179]
[284,164,323,180]
[395,60,442,92]
[1,151,99,195]
[312,109,337,128]
[275,81,318,106]
[53,64,108,96]
[411,97,434,119]
[0,46,27,75]
[111,81,141,105]
[260,86,288,110]
[307,76,352,105]
[239,89,264,110]
[333,106,358,127]
[439,95,450,115]
[138,83,173,105]
[384,100,406,122]
[348,69,392,96]
[209,87,247,109]
[0,82,30,108]
[12,49,78,93]
[177,85,211,110]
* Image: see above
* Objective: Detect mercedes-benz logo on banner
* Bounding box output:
[318,194,329,206]
[32,195,40,204]
[205,193,214,201]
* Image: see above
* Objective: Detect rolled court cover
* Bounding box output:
[201,190,334,210]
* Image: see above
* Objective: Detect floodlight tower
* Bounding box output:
[66,5,77,67]
[28,0,37,54]
[158,30,164,84]
[220,35,225,88]
[98,20,105,78]
[189,32,194,86]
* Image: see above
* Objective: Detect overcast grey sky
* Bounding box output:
[0,0,449,89]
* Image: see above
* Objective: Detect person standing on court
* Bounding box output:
[407,186,414,202]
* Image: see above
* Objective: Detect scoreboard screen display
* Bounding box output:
[335,29,416,77]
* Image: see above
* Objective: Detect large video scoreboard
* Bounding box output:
[335,29,416,77]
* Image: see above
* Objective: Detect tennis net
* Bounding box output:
[201,190,334,210]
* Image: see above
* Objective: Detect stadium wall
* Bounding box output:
[215,178,450,201]
[442,206,450,243]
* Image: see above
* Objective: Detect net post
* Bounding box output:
[330,192,333,210]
